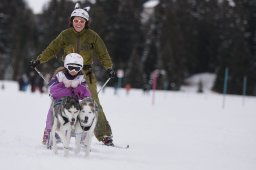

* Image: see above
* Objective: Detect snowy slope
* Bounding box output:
[0,81,256,170]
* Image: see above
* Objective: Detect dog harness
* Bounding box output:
[77,117,95,131]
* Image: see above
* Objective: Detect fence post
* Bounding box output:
[242,76,247,106]
[151,70,158,105]
[222,67,229,109]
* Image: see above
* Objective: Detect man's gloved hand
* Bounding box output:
[106,68,116,79]
[29,59,40,69]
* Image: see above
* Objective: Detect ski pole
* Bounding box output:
[34,67,49,84]
[97,77,111,94]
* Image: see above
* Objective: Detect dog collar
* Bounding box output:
[78,117,95,131]
[53,99,63,107]
[62,116,69,125]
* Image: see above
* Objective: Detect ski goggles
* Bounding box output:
[73,19,86,24]
[67,65,82,72]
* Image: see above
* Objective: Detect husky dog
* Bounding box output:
[74,97,98,156]
[49,96,81,156]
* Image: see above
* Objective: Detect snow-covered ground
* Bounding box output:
[0,80,256,170]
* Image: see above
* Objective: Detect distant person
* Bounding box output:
[1,83,4,90]
[18,73,29,92]
[29,3,116,146]
[197,81,203,93]
[43,73,52,93]
[29,71,44,93]
[34,74,44,93]
[17,75,23,91]
[125,83,131,95]
[143,83,150,95]
[29,71,36,92]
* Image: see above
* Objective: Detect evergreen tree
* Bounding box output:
[0,0,37,80]
[213,0,255,95]
[0,0,255,95]
[36,0,74,73]
[90,0,145,87]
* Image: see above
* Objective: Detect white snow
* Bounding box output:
[141,0,160,24]
[143,0,159,9]
[227,0,236,7]
[181,73,216,93]
[25,0,97,14]
[25,0,50,14]
[0,80,256,170]
[218,0,236,7]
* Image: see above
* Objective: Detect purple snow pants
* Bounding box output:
[45,102,53,130]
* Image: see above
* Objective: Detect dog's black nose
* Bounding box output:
[71,118,75,122]
[84,116,88,123]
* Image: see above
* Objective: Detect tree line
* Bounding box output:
[0,0,256,95]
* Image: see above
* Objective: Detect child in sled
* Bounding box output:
[42,53,91,145]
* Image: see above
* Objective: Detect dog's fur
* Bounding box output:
[49,96,81,156]
[74,97,98,156]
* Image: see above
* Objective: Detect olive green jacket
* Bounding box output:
[37,27,113,70]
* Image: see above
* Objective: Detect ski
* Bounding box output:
[96,143,129,149]
[111,144,129,149]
